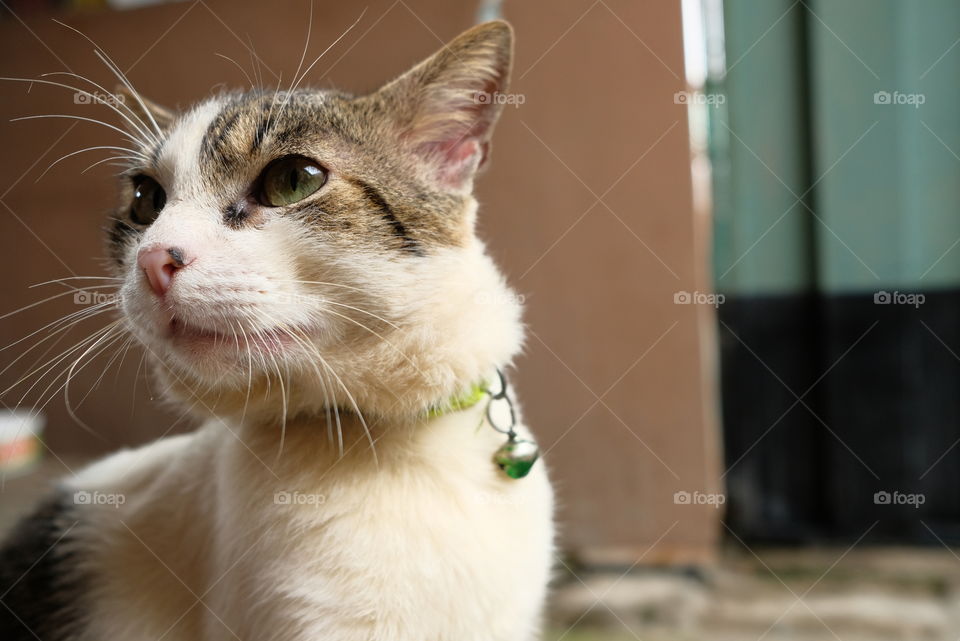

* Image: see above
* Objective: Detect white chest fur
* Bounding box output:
[67,403,554,641]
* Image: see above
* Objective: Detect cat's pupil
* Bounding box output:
[289,170,298,192]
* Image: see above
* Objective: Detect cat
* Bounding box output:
[0,19,554,641]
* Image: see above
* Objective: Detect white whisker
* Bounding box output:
[51,18,165,138]
[81,155,142,174]
[66,333,133,440]
[41,71,158,145]
[33,327,125,440]
[322,299,400,330]
[0,76,154,148]
[38,144,146,182]
[8,320,121,406]
[0,284,118,322]
[277,8,366,122]
[29,275,123,288]
[214,53,255,89]
[43,72,155,144]
[321,306,427,379]
[10,114,144,149]
[274,278,366,293]
[1,299,115,357]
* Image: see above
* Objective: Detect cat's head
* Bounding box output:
[108,21,523,422]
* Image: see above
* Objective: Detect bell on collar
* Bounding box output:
[493,437,539,479]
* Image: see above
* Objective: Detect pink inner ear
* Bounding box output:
[420,137,482,189]
[405,71,505,189]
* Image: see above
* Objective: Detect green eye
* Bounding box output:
[258,155,327,207]
[130,175,166,225]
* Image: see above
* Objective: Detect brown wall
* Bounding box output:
[0,0,721,562]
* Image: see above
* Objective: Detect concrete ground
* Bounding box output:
[548,546,960,641]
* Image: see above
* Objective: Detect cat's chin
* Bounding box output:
[137,316,325,385]
[167,317,298,356]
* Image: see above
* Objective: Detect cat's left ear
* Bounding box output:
[114,86,176,133]
[374,20,513,190]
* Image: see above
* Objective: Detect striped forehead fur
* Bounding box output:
[107,88,478,267]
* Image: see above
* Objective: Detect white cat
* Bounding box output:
[0,20,554,641]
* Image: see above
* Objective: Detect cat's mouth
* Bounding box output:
[166,317,297,354]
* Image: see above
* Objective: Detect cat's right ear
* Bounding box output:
[114,86,175,134]
[372,21,514,191]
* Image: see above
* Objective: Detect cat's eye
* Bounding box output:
[130,176,166,225]
[258,155,328,207]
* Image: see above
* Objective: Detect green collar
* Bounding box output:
[425,370,540,479]
[426,382,488,418]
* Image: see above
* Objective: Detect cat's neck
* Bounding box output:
[226,396,498,480]
[320,242,523,417]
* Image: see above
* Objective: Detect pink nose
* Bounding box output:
[137,246,194,296]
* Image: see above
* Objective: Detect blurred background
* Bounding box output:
[1,0,959,639]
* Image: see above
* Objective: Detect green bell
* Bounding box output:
[493,438,539,479]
